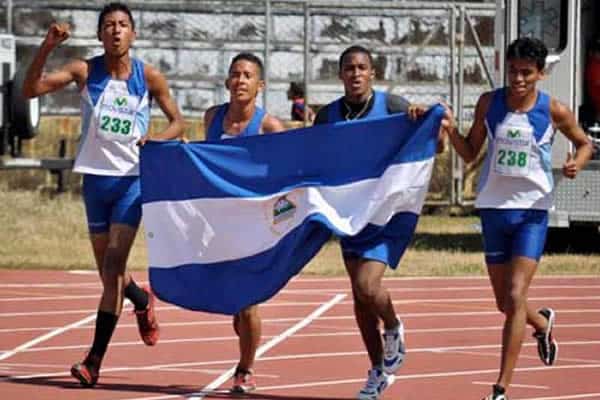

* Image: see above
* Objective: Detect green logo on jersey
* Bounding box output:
[115,97,127,106]
[507,129,521,138]
[273,196,296,224]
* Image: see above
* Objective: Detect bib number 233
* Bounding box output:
[97,92,139,143]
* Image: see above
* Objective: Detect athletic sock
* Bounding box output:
[124,280,149,311]
[493,384,506,395]
[89,310,119,361]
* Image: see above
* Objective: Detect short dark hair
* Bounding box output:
[288,81,305,98]
[97,2,135,38]
[506,37,548,71]
[229,53,264,79]
[338,45,374,70]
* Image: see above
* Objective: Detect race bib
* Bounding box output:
[493,124,533,177]
[96,87,140,143]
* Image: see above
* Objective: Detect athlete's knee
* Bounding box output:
[353,279,384,305]
[237,306,258,321]
[503,288,527,316]
[101,250,128,284]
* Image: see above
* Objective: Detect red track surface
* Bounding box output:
[1,270,599,400]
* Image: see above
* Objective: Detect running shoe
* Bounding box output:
[70,353,101,387]
[135,285,160,346]
[231,368,256,394]
[482,384,508,400]
[533,307,558,366]
[357,367,394,400]
[382,321,406,374]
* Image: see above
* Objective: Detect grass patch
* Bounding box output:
[1,188,599,276]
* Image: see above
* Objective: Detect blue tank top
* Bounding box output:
[326,90,388,123]
[206,103,266,141]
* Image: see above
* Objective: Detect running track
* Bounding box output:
[1,270,599,400]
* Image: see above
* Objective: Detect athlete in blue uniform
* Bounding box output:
[23,2,184,387]
[314,45,445,400]
[445,38,593,400]
[203,53,285,393]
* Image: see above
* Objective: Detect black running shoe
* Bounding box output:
[533,307,558,366]
[482,384,508,400]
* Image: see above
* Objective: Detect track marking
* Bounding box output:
[187,293,346,400]
[0,313,97,362]
[115,364,600,400]
[3,284,600,302]
[7,342,600,382]
[472,380,550,390]
[3,308,600,333]
[0,299,130,362]
[520,394,600,400]
[4,325,599,354]
[0,274,597,289]
[2,296,600,317]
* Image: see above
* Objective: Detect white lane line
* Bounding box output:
[4,308,600,334]
[187,293,346,400]
[0,313,97,362]
[3,284,600,302]
[114,363,600,400]
[4,325,599,354]
[521,394,600,400]
[0,274,596,289]
[0,302,331,317]
[6,350,600,384]
[3,296,600,318]
[0,299,131,362]
[290,275,600,282]
[472,380,550,390]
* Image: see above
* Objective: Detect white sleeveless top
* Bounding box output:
[73,56,151,176]
[476,88,555,210]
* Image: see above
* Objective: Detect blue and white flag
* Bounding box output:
[141,105,444,315]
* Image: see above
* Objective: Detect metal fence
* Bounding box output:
[2,0,498,203]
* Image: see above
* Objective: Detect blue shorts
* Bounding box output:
[82,174,142,234]
[340,212,418,269]
[479,208,548,264]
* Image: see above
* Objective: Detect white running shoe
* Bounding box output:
[357,367,395,400]
[382,321,406,374]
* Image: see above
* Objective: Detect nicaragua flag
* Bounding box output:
[140,104,444,315]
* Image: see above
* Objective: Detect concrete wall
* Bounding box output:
[11,0,496,120]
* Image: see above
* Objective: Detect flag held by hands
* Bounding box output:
[140,105,444,315]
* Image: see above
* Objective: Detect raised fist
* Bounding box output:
[43,22,71,49]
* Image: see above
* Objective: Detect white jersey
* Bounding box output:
[475,88,555,210]
[73,56,151,176]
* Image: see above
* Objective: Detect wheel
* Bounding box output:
[9,67,41,140]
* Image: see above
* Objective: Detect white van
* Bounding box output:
[495,0,600,233]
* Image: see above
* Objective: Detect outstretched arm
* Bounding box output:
[22,22,86,98]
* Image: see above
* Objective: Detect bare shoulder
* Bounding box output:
[477,91,494,109]
[262,114,286,134]
[549,96,573,122]
[204,105,220,119]
[203,105,220,128]
[143,64,168,91]
[472,91,494,119]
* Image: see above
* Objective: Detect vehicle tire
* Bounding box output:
[9,67,41,140]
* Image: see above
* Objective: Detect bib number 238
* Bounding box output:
[493,125,533,177]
